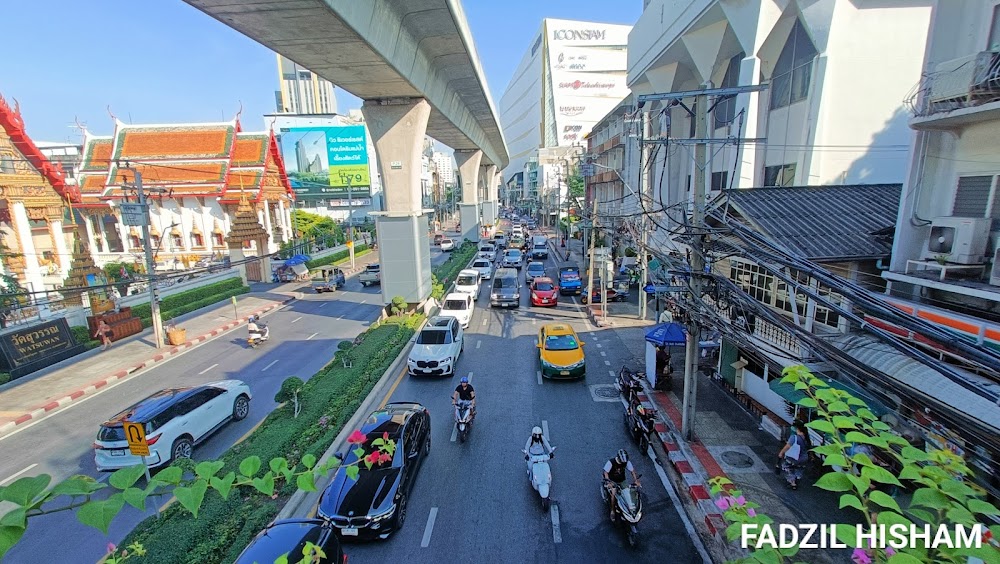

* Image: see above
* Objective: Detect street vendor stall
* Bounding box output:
[644,322,686,390]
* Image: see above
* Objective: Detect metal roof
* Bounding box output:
[719,184,902,261]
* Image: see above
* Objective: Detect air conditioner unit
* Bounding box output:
[927,54,979,106]
[922,216,991,264]
[971,50,1000,93]
[990,245,1000,286]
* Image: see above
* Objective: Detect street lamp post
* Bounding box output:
[121,167,165,349]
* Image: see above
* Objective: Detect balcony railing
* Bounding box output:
[906,50,1000,117]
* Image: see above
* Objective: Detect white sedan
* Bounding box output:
[471,258,494,280]
[440,238,456,251]
[440,292,475,328]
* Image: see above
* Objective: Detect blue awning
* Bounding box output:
[645,322,687,346]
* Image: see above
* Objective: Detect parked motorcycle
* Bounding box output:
[601,476,645,547]
[454,399,475,443]
[523,446,557,510]
[615,366,645,405]
[247,324,270,349]
[624,401,658,453]
[580,287,627,305]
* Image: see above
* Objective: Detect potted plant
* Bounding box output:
[933,253,950,265]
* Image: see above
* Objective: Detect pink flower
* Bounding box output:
[851,548,872,564]
[378,452,392,464]
[347,430,367,444]
[365,451,380,465]
[106,543,117,554]
[885,547,896,557]
[733,495,747,507]
[382,431,390,442]
[746,508,756,517]
[715,496,732,511]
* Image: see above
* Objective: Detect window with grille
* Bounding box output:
[730,259,774,305]
[711,171,729,192]
[715,52,745,128]
[770,19,817,110]
[763,164,796,187]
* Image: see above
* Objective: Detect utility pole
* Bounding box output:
[638,108,651,321]
[586,193,598,308]
[346,176,355,268]
[122,167,165,349]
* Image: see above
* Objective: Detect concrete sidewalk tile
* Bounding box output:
[691,441,728,480]
[667,450,686,464]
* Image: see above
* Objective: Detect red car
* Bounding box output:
[530,277,559,307]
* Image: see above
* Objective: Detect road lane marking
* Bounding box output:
[262,359,279,372]
[307,332,319,340]
[291,316,303,324]
[378,366,409,410]
[481,318,487,326]
[476,340,481,349]
[649,450,713,563]
[600,351,606,357]
[551,504,563,543]
[1,463,38,485]
[541,420,549,440]
[198,363,218,375]
[337,315,344,320]
[604,360,611,366]
[450,424,458,442]
[360,299,367,304]
[531,318,536,325]
[421,507,439,548]
[318,302,327,308]
[537,370,542,385]
[596,343,603,348]
[609,370,616,377]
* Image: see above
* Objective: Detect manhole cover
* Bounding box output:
[720,450,754,468]
[589,384,622,402]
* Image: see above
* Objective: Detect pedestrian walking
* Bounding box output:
[95,319,113,351]
[777,421,811,489]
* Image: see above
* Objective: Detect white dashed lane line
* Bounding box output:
[291,316,303,324]
[0,464,38,486]
[262,359,279,372]
[537,370,543,385]
[421,507,439,548]
[197,363,218,375]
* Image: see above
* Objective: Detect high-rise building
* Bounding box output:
[275,55,338,114]
[432,151,455,186]
[499,19,632,184]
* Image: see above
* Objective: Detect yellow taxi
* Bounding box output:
[537,323,586,379]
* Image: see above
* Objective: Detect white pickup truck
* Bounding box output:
[359,264,381,287]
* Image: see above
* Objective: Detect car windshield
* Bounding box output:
[473,261,490,268]
[444,300,467,310]
[457,275,477,286]
[544,334,579,351]
[534,281,554,291]
[561,272,580,281]
[479,247,492,252]
[416,329,451,345]
[528,264,544,272]
[506,251,522,258]
[493,278,509,288]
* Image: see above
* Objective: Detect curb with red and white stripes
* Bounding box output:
[0,296,296,437]
[635,391,730,540]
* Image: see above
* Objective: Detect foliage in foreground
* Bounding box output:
[709,365,1000,564]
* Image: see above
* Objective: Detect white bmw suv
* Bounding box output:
[407,316,464,377]
[94,380,252,471]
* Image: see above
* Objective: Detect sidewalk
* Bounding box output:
[609,326,851,563]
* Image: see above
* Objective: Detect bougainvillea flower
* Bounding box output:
[365,451,381,465]
[347,430,367,444]
[383,431,390,441]
[851,548,872,564]
[746,508,756,517]
[885,547,896,557]
[733,495,747,506]
[715,496,732,510]
[106,543,116,554]
[378,452,392,464]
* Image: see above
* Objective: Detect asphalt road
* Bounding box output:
[335,226,705,563]
[0,248,451,564]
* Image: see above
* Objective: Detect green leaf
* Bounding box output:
[108,465,146,491]
[0,525,26,559]
[815,388,839,404]
[845,396,867,407]
[806,419,836,435]
[815,472,853,492]
[900,446,930,462]
[911,487,951,510]
[301,453,317,469]
[844,431,888,448]
[0,475,50,506]
[876,511,913,529]
[209,472,236,501]
[968,498,1000,516]
[251,472,275,496]
[352,447,365,459]
[886,554,925,564]
[881,432,909,446]
[173,479,208,518]
[898,464,921,481]
[946,505,977,526]
[940,479,976,501]
[861,465,902,486]
[831,416,857,430]
[0,508,26,528]
[871,421,892,431]
[344,465,360,481]
[846,473,872,495]
[751,548,781,564]
[296,472,317,492]
[725,522,743,543]
[268,457,289,475]
[856,407,877,421]
[239,456,262,478]
[827,400,850,413]
[50,475,104,498]
[869,490,901,513]
[839,493,864,512]
[834,523,859,548]
[905,508,934,524]
[823,454,849,469]
[121,487,148,511]
[796,397,818,408]
[952,545,1000,564]
[195,460,225,481]
[76,495,125,535]
[812,444,846,458]
[850,452,877,468]
[150,466,182,486]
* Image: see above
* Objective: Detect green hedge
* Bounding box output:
[123,314,422,563]
[305,244,370,270]
[431,241,478,300]
[69,326,100,351]
[129,278,249,327]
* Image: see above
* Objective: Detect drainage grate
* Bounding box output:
[720,450,755,469]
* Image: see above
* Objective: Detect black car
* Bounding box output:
[317,402,431,540]
[234,519,346,564]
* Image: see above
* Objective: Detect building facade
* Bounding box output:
[275,55,338,115]
[431,151,455,186]
[35,142,83,181]
[499,18,632,188]
[627,0,933,215]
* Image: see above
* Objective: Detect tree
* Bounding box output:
[274,377,305,418]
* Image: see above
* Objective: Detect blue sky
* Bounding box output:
[5,0,640,143]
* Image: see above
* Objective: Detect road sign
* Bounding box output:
[580,164,595,177]
[643,284,686,294]
[123,421,150,456]
[118,203,149,227]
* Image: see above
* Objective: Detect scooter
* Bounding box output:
[523,446,557,510]
[247,324,270,349]
[615,366,645,405]
[624,400,658,453]
[454,400,475,443]
[601,476,644,548]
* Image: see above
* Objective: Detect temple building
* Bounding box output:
[0,95,78,295]
[75,116,295,271]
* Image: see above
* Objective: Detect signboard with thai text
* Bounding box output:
[0,319,86,378]
[279,125,372,198]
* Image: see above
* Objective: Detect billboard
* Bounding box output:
[551,71,628,99]
[279,125,372,198]
[550,47,627,72]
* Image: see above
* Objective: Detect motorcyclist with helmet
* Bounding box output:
[524,426,554,473]
[452,376,476,421]
[603,449,641,520]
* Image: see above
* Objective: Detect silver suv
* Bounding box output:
[501,249,524,269]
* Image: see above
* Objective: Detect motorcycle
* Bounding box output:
[615,366,645,405]
[454,399,475,443]
[247,324,270,349]
[523,446,557,510]
[601,476,644,548]
[580,287,627,305]
[624,401,658,453]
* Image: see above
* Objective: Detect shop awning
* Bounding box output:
[645,322,687,346]
[290,263,308,276]
[769,378,890,417]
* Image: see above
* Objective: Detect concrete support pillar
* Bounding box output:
[50,220,70,276]
[277,199,289,243]
[478,164,497,229]
[201,204,214,253]
[455,149,482,243]
[736,56,763,188]
[262,200,274,253]
[12,202,44,293]
[361,97,433,305]
[82,214,98,255]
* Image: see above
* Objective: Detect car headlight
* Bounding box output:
[540,358,555,369]
[514,293,520,299]
[407,358,417,365]
[567,358,586,369]
[441,356,453,364]
[371,504,397,522]
[492,293,500,299]
[531,292,538,299]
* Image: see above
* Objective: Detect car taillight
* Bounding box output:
[146,434,161,446]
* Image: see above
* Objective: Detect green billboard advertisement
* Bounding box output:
[279,125,372,198]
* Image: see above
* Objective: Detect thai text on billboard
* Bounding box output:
[279,125,372,198]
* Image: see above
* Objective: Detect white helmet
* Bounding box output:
[531,426,543,439]
[616,449,629,464]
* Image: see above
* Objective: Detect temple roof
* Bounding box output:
[74,118,294,209]
[225,191,269,245]
[0,94,78,202]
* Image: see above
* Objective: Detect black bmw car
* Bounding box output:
[317,402,431,540]
[234,519,346,564]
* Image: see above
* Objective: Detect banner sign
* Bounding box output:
[0,318,85,377]
[279,125,372,198]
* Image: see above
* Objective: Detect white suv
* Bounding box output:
[455,269,482,299]
[407,316,464,376]
[440,292,475,328]
[94,380,252,471]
